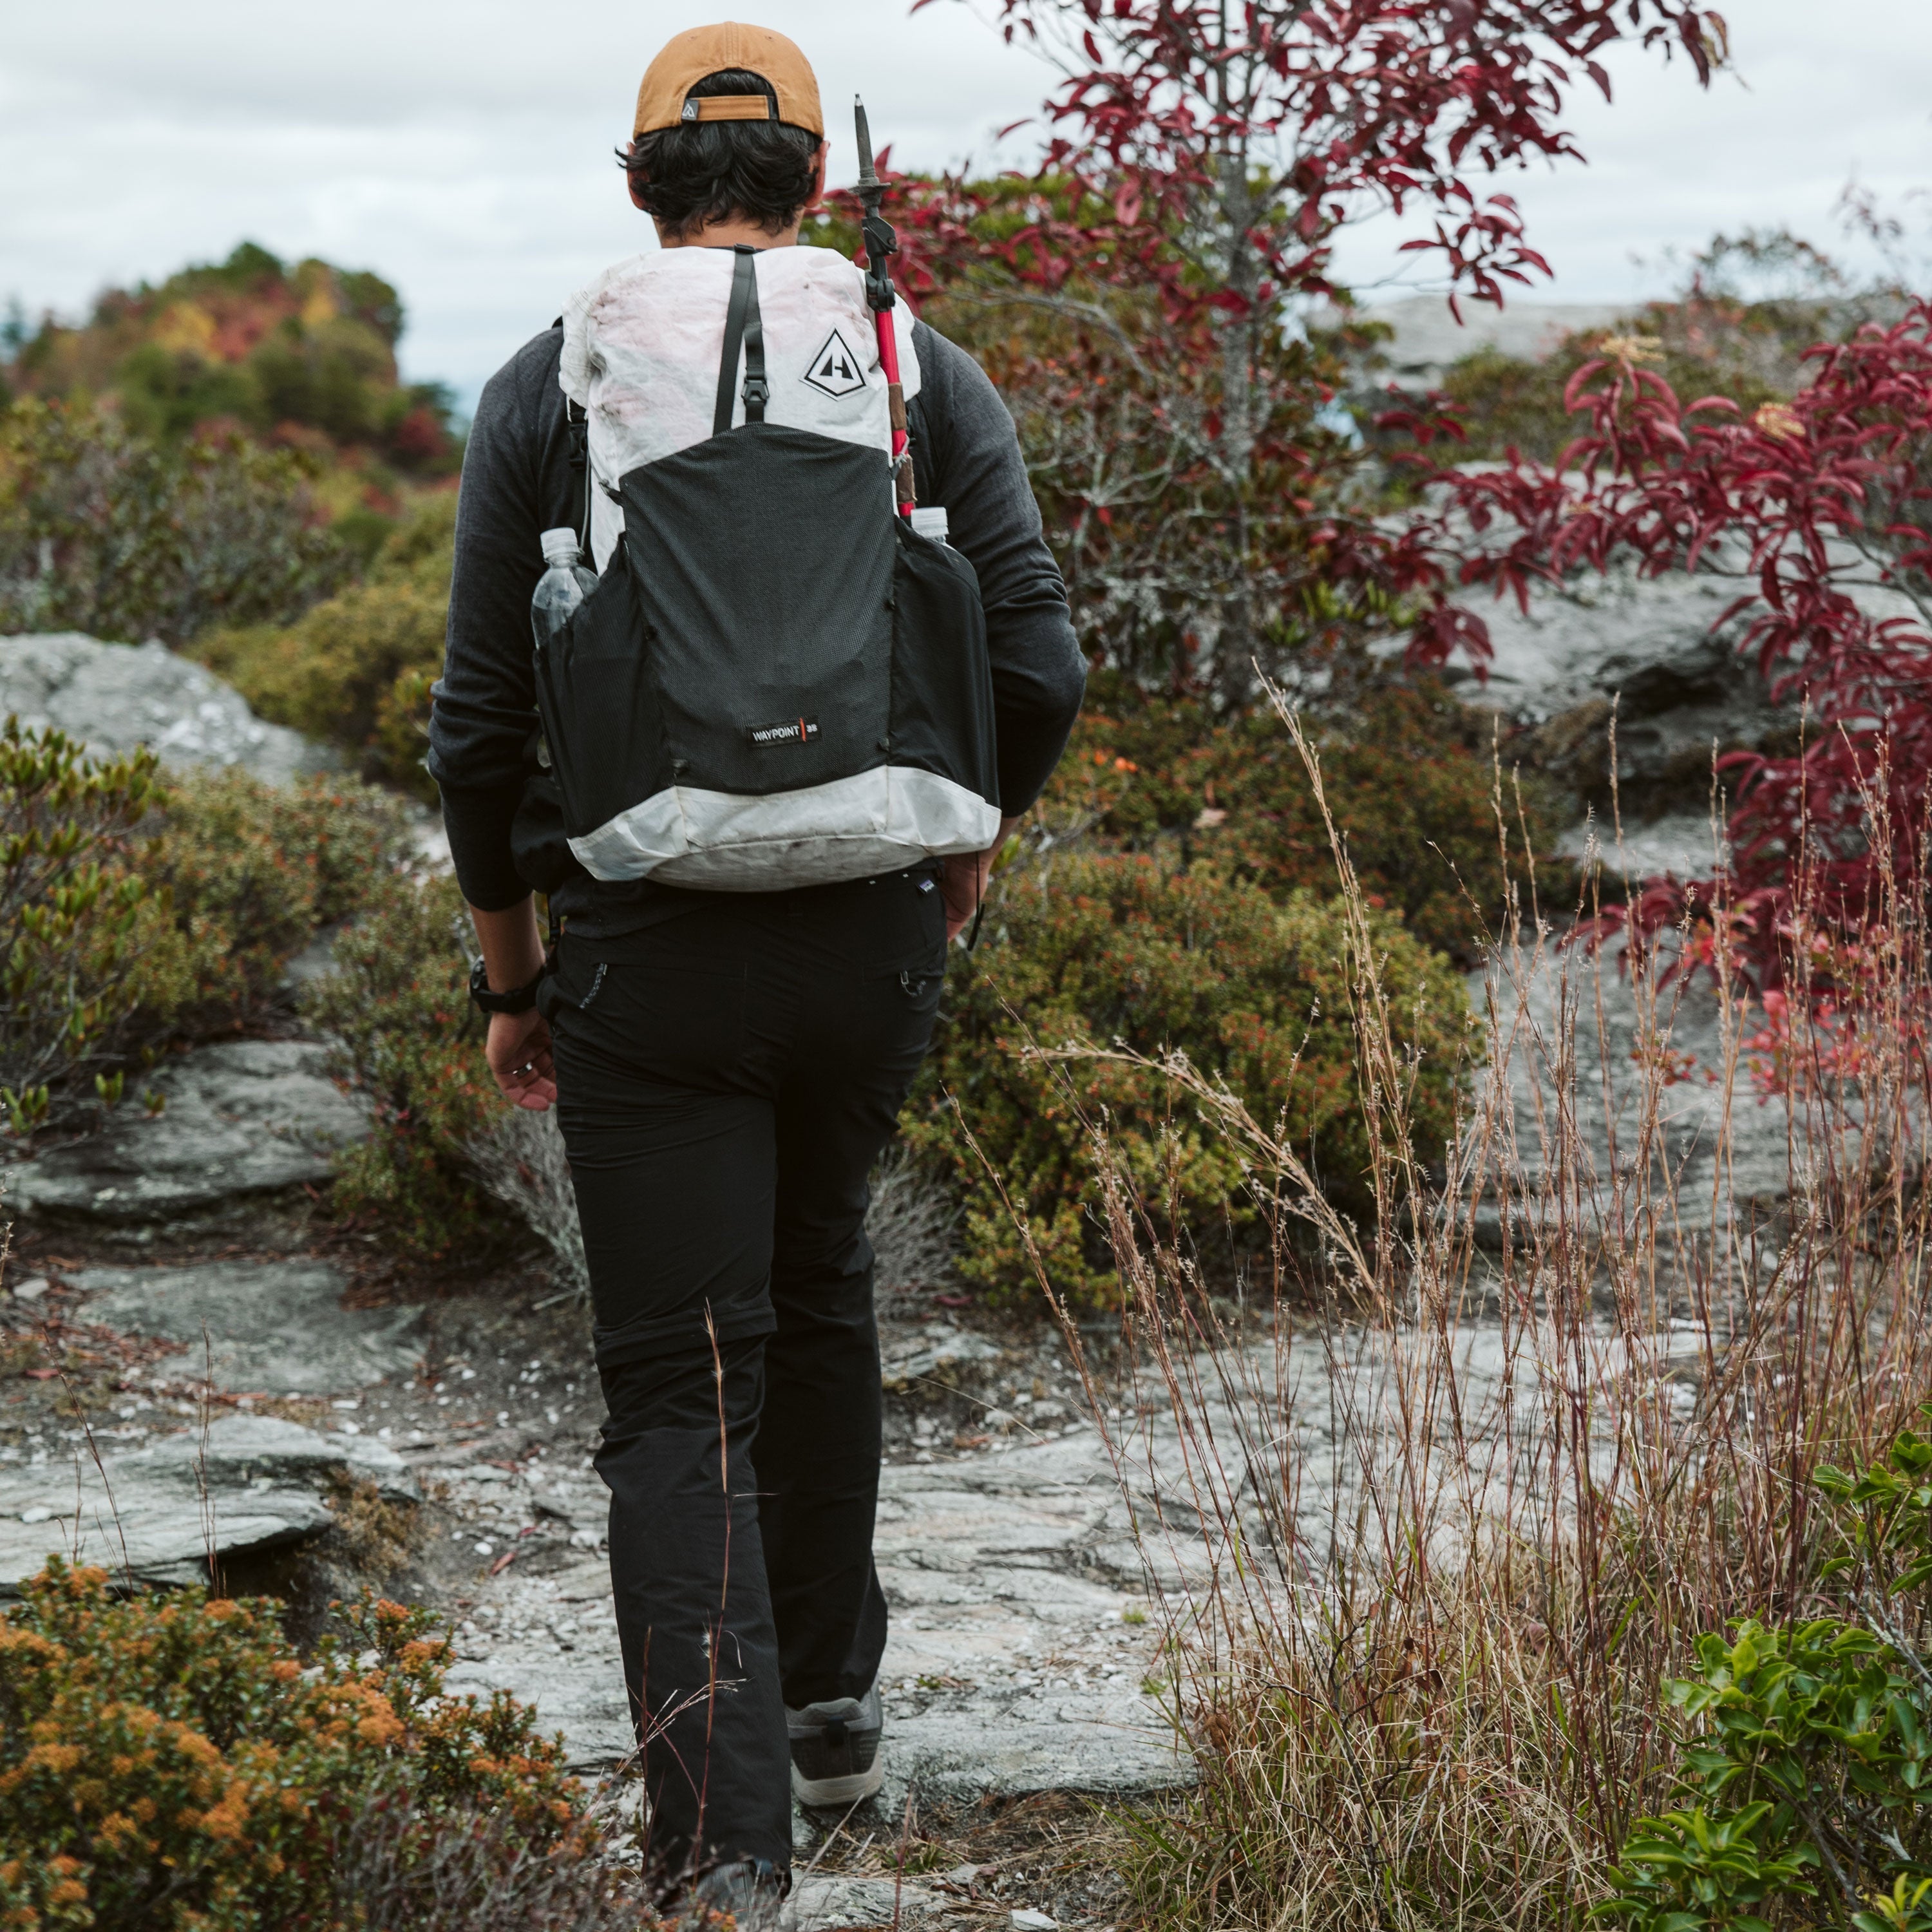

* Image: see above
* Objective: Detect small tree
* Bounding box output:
[886,0,1723,699]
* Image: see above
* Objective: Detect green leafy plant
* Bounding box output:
[0,1559,594,1931]
[0,720,162,1104]
[904,853,1468,1303]
[1604,1421,1932,1932]
[300,871,502,1257]
[1048,680,1551,962]
[129,766,416,1032]
[0,398,354,645]
[194,493,455,797]
[1,724,413,1121]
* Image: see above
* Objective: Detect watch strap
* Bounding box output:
[469,956,545,1015]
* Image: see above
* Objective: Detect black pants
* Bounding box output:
[541,869,947,1877]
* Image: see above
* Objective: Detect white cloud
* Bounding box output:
[4,0,1927,407]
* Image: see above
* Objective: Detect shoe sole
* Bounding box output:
[790,1757,885,1807]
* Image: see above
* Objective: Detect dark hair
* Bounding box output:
[620,70,822,242]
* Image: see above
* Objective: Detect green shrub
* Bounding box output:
[300,871,502,1257]
[195,494,455,798]
[0,1559,591,1931]
[0,727,413,1122]
[0,398,353,645]
[128,768,417,1033]
[1047,681,1551,963]
[1605,1420,1932,1932]
[0,721,164,1113]
[904,854,1468,1303]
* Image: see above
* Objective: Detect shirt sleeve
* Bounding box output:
[428,328,577,911]
[909,323,1086,815]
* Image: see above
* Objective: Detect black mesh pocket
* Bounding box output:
[888,520,999,807]
[532,539,673,839]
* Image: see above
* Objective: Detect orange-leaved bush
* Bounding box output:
[0,1560,584,1932]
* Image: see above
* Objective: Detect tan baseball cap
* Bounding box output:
[633,23,824,138]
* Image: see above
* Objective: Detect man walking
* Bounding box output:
[428,22,1084,1906]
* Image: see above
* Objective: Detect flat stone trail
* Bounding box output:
[1,1236,1184,1926]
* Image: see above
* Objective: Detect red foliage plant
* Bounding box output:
[1441,302,1932,1001]
[848,0,1723,699]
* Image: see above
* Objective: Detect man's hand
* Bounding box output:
[467,895,554,1110]
[940,815,1024,943]
[486,1008,556,1112]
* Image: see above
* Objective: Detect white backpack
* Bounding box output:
[535,243,1001,889]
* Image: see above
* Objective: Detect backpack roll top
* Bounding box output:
[536,246,1001,890]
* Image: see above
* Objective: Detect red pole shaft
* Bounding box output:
[869,278,913,517]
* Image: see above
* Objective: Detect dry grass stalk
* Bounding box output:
[983,705,1932,1930]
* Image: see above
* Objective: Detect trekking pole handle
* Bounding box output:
[854,95,914,515]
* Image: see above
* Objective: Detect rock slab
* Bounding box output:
[71,1260,425,1395]
[0,632,330,787]
[4,1039,370,1227]
[0,1414,414,1594]
[1444,567,1786,813]
[446,1432,1184,1801]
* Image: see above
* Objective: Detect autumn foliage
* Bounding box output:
[0,1563,591,1931]
[1442,300,1932,1000]
[845,0,1723,699]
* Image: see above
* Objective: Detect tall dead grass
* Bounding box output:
[1010,712,1932,1930]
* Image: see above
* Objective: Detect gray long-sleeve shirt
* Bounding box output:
[428,314,1084,927]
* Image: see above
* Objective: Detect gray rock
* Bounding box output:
[1555,810,1728,882]
[879,1323,1002,1392]
[1446,567,1786,813]
[786,1877,951,1930]
[452,1429,1185,1800]
[70,1260,425,1396]
[0,1414,413,1594]
[4,1039,370,1227]
[0,632,331,787]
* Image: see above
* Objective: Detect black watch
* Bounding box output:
[469,956,545,1016]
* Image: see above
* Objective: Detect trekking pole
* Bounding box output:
[853,97,914,516]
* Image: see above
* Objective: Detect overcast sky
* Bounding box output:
[5,1,1928,412]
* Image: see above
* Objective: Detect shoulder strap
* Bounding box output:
[712,245,769,437]
[565,397,591,551]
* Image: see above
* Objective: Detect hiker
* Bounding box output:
[428,21,1084,1909]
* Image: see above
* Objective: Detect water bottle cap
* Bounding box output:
[540,527,582,564]
[909,506,949,544]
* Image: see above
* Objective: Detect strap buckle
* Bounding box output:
[714,246,770,433]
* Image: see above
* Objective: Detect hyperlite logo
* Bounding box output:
[746,716,821,748]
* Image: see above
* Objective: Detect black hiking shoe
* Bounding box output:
[786,1680,884,1806]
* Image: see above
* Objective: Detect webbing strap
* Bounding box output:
[564,399,591,551]
[712,245,769,436]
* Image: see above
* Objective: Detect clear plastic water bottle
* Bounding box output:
[909,506,951,547]
[531,527,598,650]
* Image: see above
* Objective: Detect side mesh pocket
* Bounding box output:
[888,522,1000,808]
[533,537,670,839]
